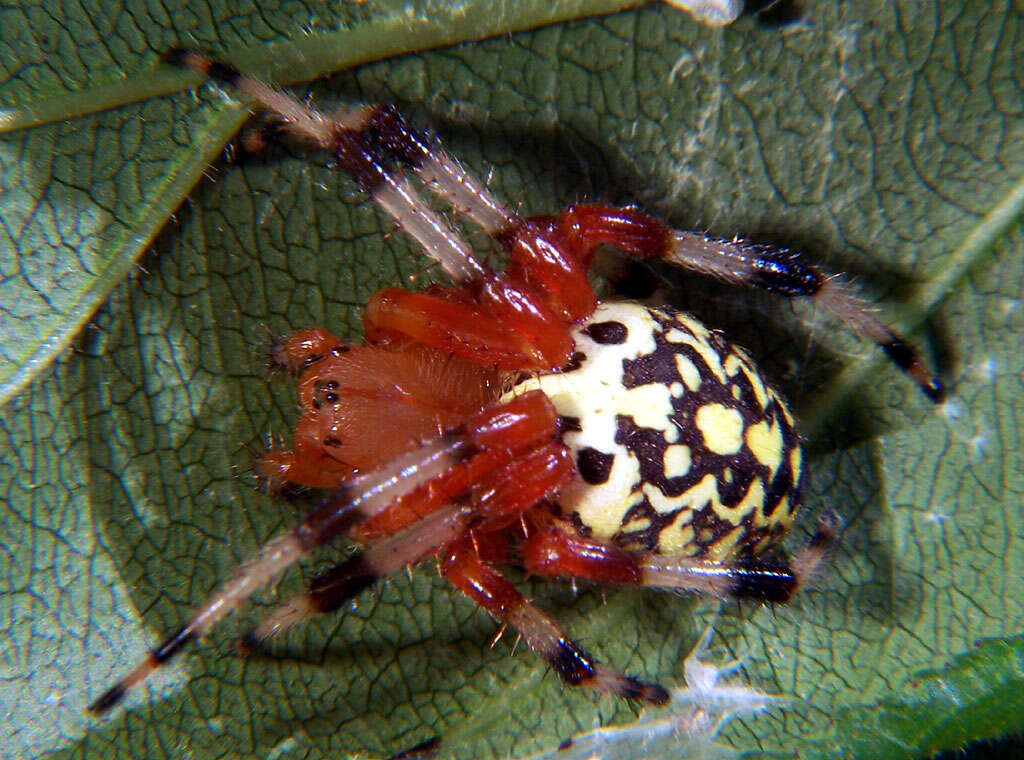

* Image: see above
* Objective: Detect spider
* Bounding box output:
[88,48,943,719]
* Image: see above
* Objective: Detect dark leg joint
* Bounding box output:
[331,131,391,193]
[162,48,243,88]
[749,244,824,296]
[386,736,441,760]
[880,336,915,371]
[548,638,595,685]
[730,562,798,603]
[151,626,196,664]
[160,47,193,68]
[231,122,288,165]
[236,630,263,656]
[882,336,946,402]
[367,103,433,169]
[308,554,378,613]
[442,426,478,464]
[294,488,362,550]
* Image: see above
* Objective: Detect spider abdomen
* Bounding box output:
[512,302,802,561]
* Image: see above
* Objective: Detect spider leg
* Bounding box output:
[363,287,574,370]
[243,432,574,653]
[243,433,575,648]
[544,203,945,402]
[352,102,517,236]
[440,533,670,705]
[164,50,597,370]
[170,47,516,235]
[239,504,473,651]
[522,512,840,603]
[88,391,557,714]
[164,49,488,285]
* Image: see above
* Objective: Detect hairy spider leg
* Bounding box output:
[164,50,593,371]
[241,441,577,647]
[88,392,559,714]
[238,504,474,651]
[539,204,945,402]
[240,443,664,707]
[441,534,670,705]
[522,512,840,603]
[248,444,668,707]
[163,49,484,285]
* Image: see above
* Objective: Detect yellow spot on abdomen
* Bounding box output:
[696,403,744,455]
[663,444,692,478]
[675,354,701,391]
[745,420,783,471]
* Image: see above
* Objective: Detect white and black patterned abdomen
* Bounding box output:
[512,302,802,561]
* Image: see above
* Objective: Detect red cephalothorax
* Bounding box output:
[89,49,943,726]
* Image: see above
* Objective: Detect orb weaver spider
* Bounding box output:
[88,48,943,719]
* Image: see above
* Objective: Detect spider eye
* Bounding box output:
[314,379,341,408]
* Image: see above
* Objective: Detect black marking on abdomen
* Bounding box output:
[582,320,628,344]
[576,448,614,484]
[609,308,803,556]
[557,415,583,433]
[558,351,587,373]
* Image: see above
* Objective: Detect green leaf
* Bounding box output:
[1,2,1022,760]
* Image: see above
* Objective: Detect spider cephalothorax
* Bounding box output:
[88,49,942,722]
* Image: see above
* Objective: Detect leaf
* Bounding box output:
[1,2,1022,760]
